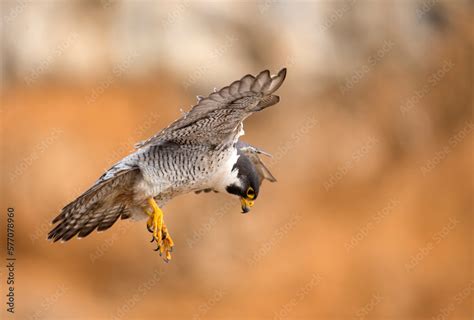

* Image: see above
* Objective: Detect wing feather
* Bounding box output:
[135,68,287,149]
[238,74,254,92]
[48,166,139,242]
[229,80,240,96]
[251,70,271,92]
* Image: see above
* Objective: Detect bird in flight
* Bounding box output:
[48,68,287,261]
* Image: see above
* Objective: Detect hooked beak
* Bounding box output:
[240,198,254,214]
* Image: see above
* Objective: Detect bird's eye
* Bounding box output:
[246,187,255,199]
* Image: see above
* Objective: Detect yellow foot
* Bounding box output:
[145,198,174,262]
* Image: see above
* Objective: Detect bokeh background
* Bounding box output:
[1,1,472,319]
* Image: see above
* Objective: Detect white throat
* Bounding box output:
[211,147,241,193]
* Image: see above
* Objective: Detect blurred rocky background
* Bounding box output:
[0,0,472,319]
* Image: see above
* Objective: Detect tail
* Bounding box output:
[48,166,139,242]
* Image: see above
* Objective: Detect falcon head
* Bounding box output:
[226,143,277,213]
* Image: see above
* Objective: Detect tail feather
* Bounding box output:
[48,167,138,242]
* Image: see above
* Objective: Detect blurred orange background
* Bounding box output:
[0,1,472,319]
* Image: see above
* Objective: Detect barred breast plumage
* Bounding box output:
[133,143,236,203]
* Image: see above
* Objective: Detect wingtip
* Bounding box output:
[260,67,286,95]
[277,68,287,80]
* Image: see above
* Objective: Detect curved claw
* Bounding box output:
[147,224,153,233]
[150,236,155,243]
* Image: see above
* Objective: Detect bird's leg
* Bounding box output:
[145,198,174,262]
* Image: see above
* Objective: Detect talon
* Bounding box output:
[144,197,175,262]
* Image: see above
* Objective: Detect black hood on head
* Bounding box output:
[225,151,260,199]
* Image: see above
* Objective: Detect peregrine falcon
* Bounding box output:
[48,68,287,261]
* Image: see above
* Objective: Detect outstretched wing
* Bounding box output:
[135,68,287,148]
[48,164,139,242]
[237,141,277,186]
